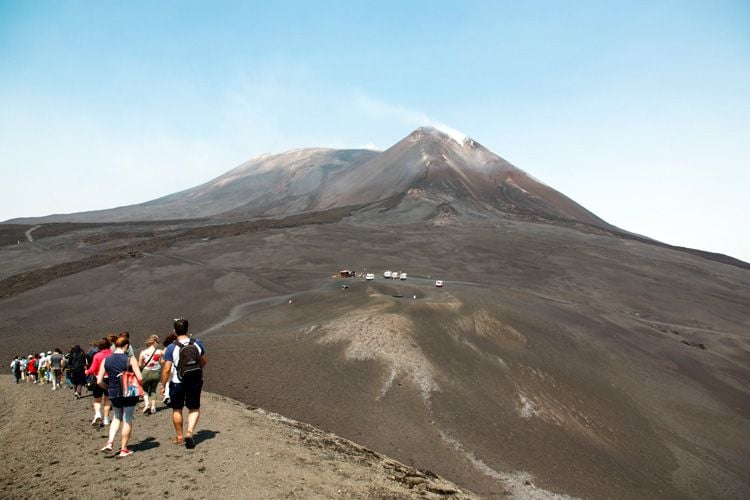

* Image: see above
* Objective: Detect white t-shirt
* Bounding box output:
[139,347,163,371]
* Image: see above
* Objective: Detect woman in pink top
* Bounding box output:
[86,336,114,426]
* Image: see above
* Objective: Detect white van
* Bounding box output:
[383,271,392,279]
[365,273,375,280]
[399,273,407,280]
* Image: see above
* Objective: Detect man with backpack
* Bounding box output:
[160,318,207,449]
[10,355,22,383]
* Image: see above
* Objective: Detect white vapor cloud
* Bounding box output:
[351,90,467,142]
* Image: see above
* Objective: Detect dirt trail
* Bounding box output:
[0,375,472,499]
[24,225,41,242]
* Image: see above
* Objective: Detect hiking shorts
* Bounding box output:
[113,404,135,424]
[169,377,203,410]
[92,380,108,398]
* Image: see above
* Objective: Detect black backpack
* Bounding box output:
[174,339,202,380]
[68,352,84,372]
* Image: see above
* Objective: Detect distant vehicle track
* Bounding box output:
[24,225,41,243]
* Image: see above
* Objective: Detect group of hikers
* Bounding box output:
[8,318,207,458]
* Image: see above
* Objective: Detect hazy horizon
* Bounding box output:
[1,1,748,262]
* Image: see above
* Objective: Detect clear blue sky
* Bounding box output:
[1,1,748,261]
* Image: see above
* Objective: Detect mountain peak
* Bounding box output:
[9,126,609,231]
[412,124,470,146]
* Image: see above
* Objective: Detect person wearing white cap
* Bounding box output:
[49,348,64,390]
[28,354,38,383]
[38,352,48,384]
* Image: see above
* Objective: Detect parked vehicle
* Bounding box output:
[340,270,356,278]
[399,273,407,280]
[384,270,392,279]
[365,273,375,280]
[435,280,444,287]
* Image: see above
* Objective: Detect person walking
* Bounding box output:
[138,335,163,415]
[10,355,22,384]
[98,335,143,458]
[49,348,64,390]
[86,340,99,366]
[28,354,38,383]
[116,331,136,359]
[68,345,87,398]
[63,348,74,389]
[160,333,177,405]
[19,356,27,383]
[38,352,48,384]
[160,318,207,449]
[86,337,113,426]
[47,351,54,383]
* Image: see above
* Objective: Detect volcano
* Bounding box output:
[1,127,748,498]
[8,127,613,231]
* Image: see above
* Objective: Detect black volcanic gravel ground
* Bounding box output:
[1,217,749,498]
